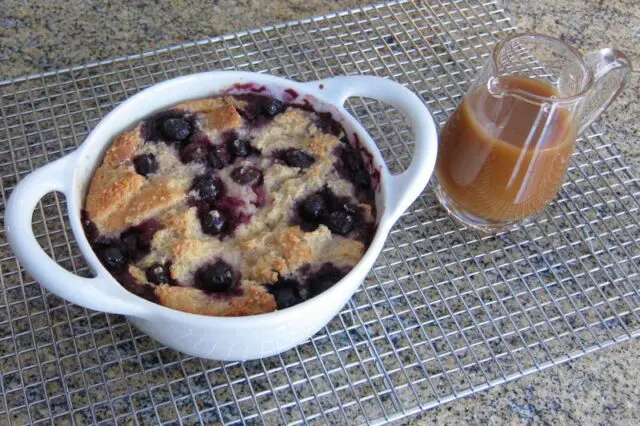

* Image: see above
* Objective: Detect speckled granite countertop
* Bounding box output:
[1,0,638,424]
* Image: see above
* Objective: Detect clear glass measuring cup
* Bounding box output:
[434,33,631,232]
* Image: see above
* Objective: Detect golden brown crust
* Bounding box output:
[104,127,142,167]
[243,253,288,284]
[156,283,276,316]
[237,226,335,283]
[85,166,146,231]
[161,207,196,237]
[222,95,248,111]
[308,134,340,159]
[360,203,375,223]
[317,238,365,267]
[125,177,185,222]
[277,226,314,271]
[239,231,290,283]
[205,105,242,131]
[129,265,147,283]
[96,176,186,233]
[252,109,317,154]
[175,97,227,113]
[177,98,242,131]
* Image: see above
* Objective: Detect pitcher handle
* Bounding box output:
[579,48,632,134]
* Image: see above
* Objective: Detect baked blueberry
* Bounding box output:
[314,111,342,136]
[128,282,159,303]
[135,220,161,248]
[307,263,346,297]
[269,278,303,309]
[326,210,355,235]
[180,141,208,163]
[81,210,98,243]
[353,170,370,188]
[344,149,370,188]
[133,153,158,177]
[283,149,315,169]
[253,185,266,208]
[193,175,221,201]
[194,261,235,293]
[120,220,161,262]
[262,99,283,116]
[146,263,170,285]
[301,193,326,221]
[238,101,261,122]
[229,138,251,158]
[120,232,140,261]
[200,209,226,235]
[100,246,126,272]
[233,94,283,123]
[231,166,262,186]
[162,117,192,141]
[207,147,227,169]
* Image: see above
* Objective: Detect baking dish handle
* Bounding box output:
[5,154,149,317]
[311,75,438,222]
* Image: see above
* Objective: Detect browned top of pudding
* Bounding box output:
[82,93,376,316]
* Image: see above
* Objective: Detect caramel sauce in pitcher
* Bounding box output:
[436,76,577,221]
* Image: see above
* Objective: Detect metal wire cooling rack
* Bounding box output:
[1,0,639,424]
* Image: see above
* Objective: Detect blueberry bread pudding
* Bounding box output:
[82,92,377,316]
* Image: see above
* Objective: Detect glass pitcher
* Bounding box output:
[434,33,631,232]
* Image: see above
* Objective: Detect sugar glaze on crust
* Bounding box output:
[82,93,377,316]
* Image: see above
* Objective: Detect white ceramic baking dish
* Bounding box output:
[6,71,437,361]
